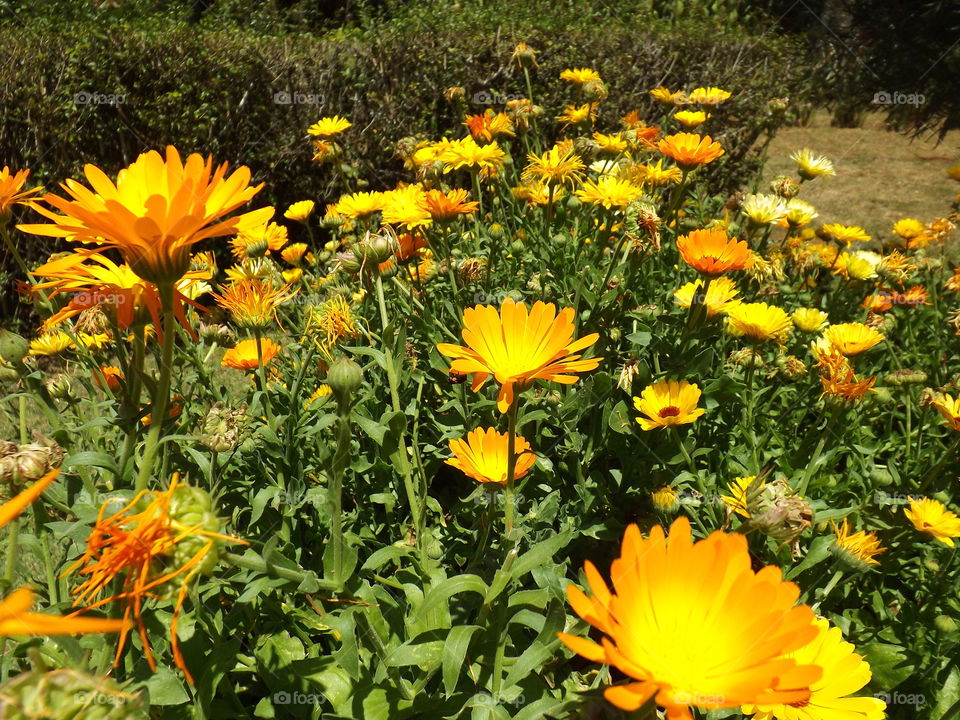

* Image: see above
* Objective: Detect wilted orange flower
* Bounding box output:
[20,147,270,285]
[463,109,514,142]
[437,298,601,413]
[0,166,42,219]
[423,188,479,222]
[64,475,246,683]
[658,132,724,171]
[819,354,876,403]
[677,228,753,276]
[559,516,820,716]
[446,427,536,484]
[222,337,281,369]
[895,285,929,307]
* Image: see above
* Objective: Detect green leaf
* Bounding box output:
[144,665,190,705]
[62,451,118,474]
[502,599,565,691]
[786,535,834,579]
[511,532,573,580]
[861,642,915,688]
[385,639,444,670]
[412,574,487,630]
[362,544,413,572]
[442,625,481,696]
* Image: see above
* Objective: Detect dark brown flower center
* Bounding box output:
[658,406,681,418]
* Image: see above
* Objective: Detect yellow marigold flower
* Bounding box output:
[779,198,818,228]
[650,485,680,512]
[556,103,597,128]
[213,278,297,329]
[930,392,960,431]
[791,148,835,180]
[821,223,871,246]
[306,115,351,137]
[334,191,384,220]
[381,184,432,230]
[741,193,787,225]
[674,109,709,127]
[559,516,821,716]
[575,176,643,210]
[436,298,601,413]
[281,242,309,266]
[833,250,881,280]
[511,182,565,206]
[831,518,885,568]
[677,228,754,276]
[742,618,887,720]
[437,136,507,177]
[284,200,315,222]
[822,323,884,355]
[0,470,128,638]
[559,67,601,85]
[423,188,479,222]
[688,86,732,105]
[0,166,42,221]
[627,159,682,187]
[445,427,535,485]
[522,146,585,188]
[29,331,74,356]
[282,268,303,284]
[673,276,740,317]
[224,258,272,283]
[231,221,288,259]
[791,307,829,333]
[20,147,269,285]
[221,338,281,369]
[892,217,924,240]
[904,497,960,547]
[726,302,793,343]
[308,295,360,353]
[658,132,725,172]
[463,109,514,142]
[592,131,629,156]
[879,250,915,281]
[633,379,705,431]
[649,86,688,105]
[720,475,764,518]
[307,384,333,405]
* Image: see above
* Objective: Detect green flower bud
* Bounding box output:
[0,667,145,720]
[935,615,958,635]
[0,328,29,364]
[326,356,364,405]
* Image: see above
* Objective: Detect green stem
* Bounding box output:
[328,401,352,590]
[135,283,176,493]
[253,328,274,425]
[222,551,337,590]
[116,327,146,481]
[503,400,520,536]
[798,406,842,496]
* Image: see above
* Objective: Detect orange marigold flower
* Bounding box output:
[436,298,601,413]
[658,132,724,171]
[423,188,479,222]
[20,146,271,285]
[677,228,753,276]
[63,474,246,683]
[463,109,515,142]
[93,366,124,395]
[446,427,535,484]
[221,337,281,370]
[558,516,821,716]
[0,166,42,220]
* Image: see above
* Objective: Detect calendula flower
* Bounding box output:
[212,278,297,329]
[649,86,688,105]
[31,252,206,337]
[437,298,601,413]
[505,98,543,131]
[627,159,682,187]
[511,182,565,206]
[674,110,709,127]
[822,323,884,355]
[791,307,829,333]
[741,193,787,225]
[559,516,821,716]
[930,392,960,431]
[673,277,740,317]
[891,217,924,240]
[284,200,315,222]
[833,250,881,280]
[435,137,507,177]
[948,164,960,181]
[592,131,630,156]
[818,354,876,404]
[221,338,281,369]
[650,486,680,512]
[721,475,765,518]
[308,295,360,354]
[463,109,514,142]
[311,139,342,163]
[831,518,885,569]
[904,497,960,547]
[878,250,915,282]
[556,103,597,128]
[307,115,351,137]
[445,427,535,485]
[633,379,705,430]
[28,331,74,356]
[64,475,246,683]
[93,366,124,394]
[726,302,793,343]
[523,146,585,188]
[742,618,886,720]
[791,149,835,180]
[0,166,42,221]
[575,176,643,209]
[560,67,601,85]
[423,188,479,222]
[334,191,384,220]
[381,184,433,230]
[281,242,309,266]
[20,147,270,285]
[780,198,818,228]
[820,223,870,246]
[0,470,127,637]
[658,132,724,171]
[510,42,538,68]
[689,86,732,105]
[677,228,754,276]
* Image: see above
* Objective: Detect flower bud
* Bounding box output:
[935,615,958,635]
[0,328,29,363]
[885,369,927,386]
[326,356,364,405]
[44,373,73,400]
[581,80,608,103]
[201,404,249,453]
[651,486,680,513]
[0,667,144,719]
[770,175,800,199]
